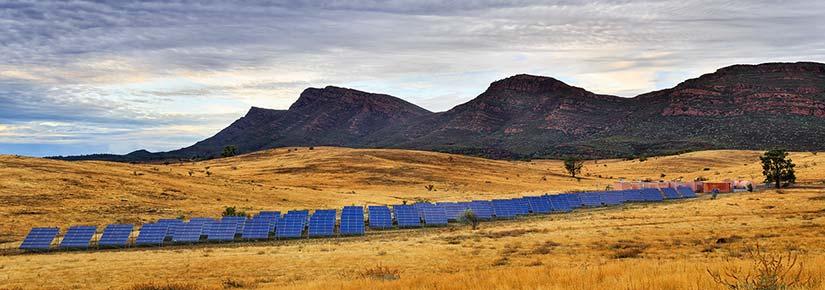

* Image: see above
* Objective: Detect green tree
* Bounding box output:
[222,206,246,217]
[760,149,796,188]
[460,209,480,230]
[563,158,584,178]
[221,145,238,157]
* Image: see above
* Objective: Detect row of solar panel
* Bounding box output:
[20,187,696,251]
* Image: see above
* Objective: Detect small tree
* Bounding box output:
[222,145,238,158]
[460,209,479,230]
[222,206,246,217]
[761,149,796,188]
[563,158,584,178]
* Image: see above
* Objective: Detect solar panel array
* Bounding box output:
[98,224,133,247]
[394,205,421,228]
[421,204,448,226]
[308,209,336,237]
[59,226,96,249]
[340,206,365,235]
[20,186,701,251]
[20,227,59,250]
[368,206,393,229]
[277,210,308,239]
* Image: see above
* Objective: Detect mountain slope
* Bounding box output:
[55,62,825,161]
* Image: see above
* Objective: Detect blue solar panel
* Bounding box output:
[207,220,239,242]
[677,186,697,198]
[492,199,516,219]
[546,195,572,212]
[421,204,448,226]
[20,227,59,250]
[562,193,584,208]
[640,188,665,202]
[393,205,421,228]
[308,209,336,237]
[136,223,169,246]
[468,200,494,220]
[368,206,393,229]
[276,210,308,239]
[662,188,681,199]
[59,226,96,249]
[621,190,645,202]
[340,206,365,235]
[189,218,216,234]
[221,216,247,234]
[256,211,281,232]
[173,222,205,243]
[599,191,623,206]
[413,203,429,219]
[512,198,531,215]
[98,224,133,247]
[157,219,183,239]
[242,217,273,240]
[525,196,552,214]
[579,192,603,207]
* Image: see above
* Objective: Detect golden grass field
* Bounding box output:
[1,147,825,289]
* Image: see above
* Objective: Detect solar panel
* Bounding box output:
[512,198,531,215]
[242,217,273,240]
[468,200,494,220]
[172,222,205,243]
[413,203,429,219]
[276,210,308,239]
[525,196,552,214]
[189,218,217,234]
[157,219,183,239]
[640,188,665,202]
[662,188,681,199]
[599,191,624,206]
[308,209,337,237]
[677,186,697,198]
[207,220,239,242]
[492,199,516,219]
[136,223,169,246]
[340,206,365,235]
[368,206,393,229]
[621,190,644,202]
[421,204,448,226]
[393,205,421,228]
[561,193,584,208]
[20,227,59,250]
[59,226,96,249]
[221,216,247,235]
[256,211,281,232]
[579,192,603,207]
[98,224,133,247]
[546,194,572,212]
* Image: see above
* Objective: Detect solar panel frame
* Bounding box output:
[368,206,393,229]
[221,216,247,235]
[276,210,308,239]
[20,227,59,251]
[562,193,584,208]
[256,211,281,232]
[492,199,516,219]
[662,188,681,199]
[468,200,494,220]
[393,205,421,228]
[340,206,365,235]
[599,191,624,206]
[157,219,183,240]
[621,189,645,202]
[308,209,337,237]
[98,224,134,248]
[59,225,97,249]
[135,223,169,246]
[512,198,531,215]
[206,221,239,242]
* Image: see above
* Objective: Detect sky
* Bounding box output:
[1,0,824,157]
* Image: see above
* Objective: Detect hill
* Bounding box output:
[54,62,825,162]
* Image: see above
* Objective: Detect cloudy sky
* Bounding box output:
[1,0,823,157]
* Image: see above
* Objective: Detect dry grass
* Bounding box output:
[1,148,825,289]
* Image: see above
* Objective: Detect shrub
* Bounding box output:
[707,243,816,290]
[424,184,435,191]
[460,209,480,230]
[356,265,401,281]
[222,206,246,217]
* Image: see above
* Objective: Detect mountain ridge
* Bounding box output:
[52,61,825,162]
